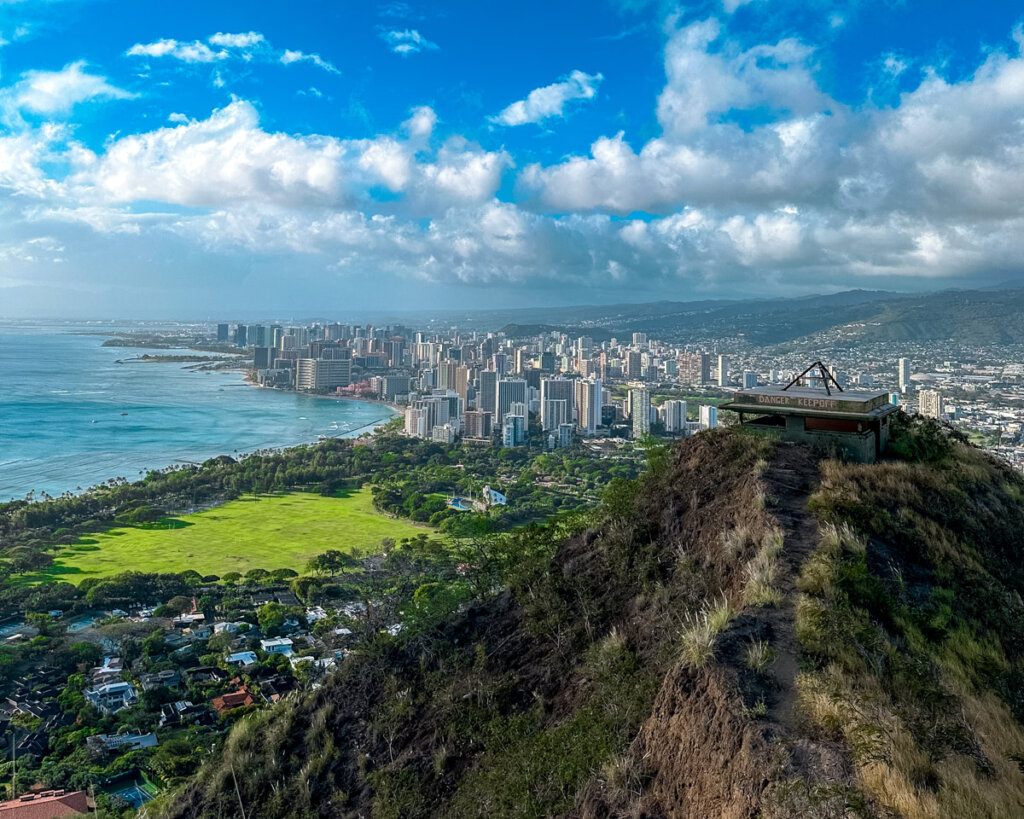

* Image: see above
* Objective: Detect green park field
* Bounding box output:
[30,488,429,585]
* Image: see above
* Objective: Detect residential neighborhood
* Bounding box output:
[0,576,367,812]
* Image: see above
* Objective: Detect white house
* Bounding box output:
[225,651,258,667]
[260,638,294,657]
[84,681,138,714]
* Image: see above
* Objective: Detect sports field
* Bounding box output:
[30,488,429,584]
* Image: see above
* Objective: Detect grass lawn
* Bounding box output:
[28,488,429,585]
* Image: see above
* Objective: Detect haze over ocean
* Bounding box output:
[0,322,395,501]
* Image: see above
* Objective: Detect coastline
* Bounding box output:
[244,379,404,416]
[0,339,401,501]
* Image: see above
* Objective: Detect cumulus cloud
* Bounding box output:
[5,61,133,117]
[491,70,603,127]
[57,100,506,214]
[379,28,438,55]
[8,13,1024,309]
[656,18,828,137]
[509,15,1024,289]
[208,31,265,48]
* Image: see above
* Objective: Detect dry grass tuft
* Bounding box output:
[719,526,751,560]
[745,639,778,674]
[743,528,784,607]
[679,597,733,668]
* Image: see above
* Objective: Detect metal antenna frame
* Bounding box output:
[782,361,844,396]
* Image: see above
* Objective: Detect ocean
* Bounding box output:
[0,321,396,501]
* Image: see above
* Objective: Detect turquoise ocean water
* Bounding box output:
[0,322,396,501]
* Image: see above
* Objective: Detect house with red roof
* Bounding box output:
[0,789,91,817]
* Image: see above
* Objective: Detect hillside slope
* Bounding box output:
[158,422,1024,818]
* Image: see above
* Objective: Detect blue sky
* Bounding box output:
[1,0,1023,318]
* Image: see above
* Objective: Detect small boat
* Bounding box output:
[120,412,128,416]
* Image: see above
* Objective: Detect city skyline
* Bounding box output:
[2,1,1024,317]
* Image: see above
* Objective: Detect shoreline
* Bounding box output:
[1,362,400,504]
[245,379,404,416]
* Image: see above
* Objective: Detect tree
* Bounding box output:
[25,612,56,638]
[166,596,193,616]
[152,738,202,781]
[307,549,356,580]
[257,602,287,634]
[57,673,86,713]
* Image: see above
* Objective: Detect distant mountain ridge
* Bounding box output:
[454,286,1024,346]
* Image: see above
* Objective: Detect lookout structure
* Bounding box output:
[721,361,898,462]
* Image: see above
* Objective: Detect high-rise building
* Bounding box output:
[898,358,912,393]
[632,332,647,347]
[699,404,718,430]
[404,407,429,438]
[626,351,643,380]
[496,379,527,424]
[575,378,602,436]
[743,371,758,389]
[502,413,527,447]
[557,423,574,449]
[540,378,575,430]
[919,389,945,419]
[631,387,651,438]
[463,410,493,439]
[295,358,353,391]
[378,376,411,399]
[542,399,569,431]
[678,352,710,385]
[253,347,273,369]
[718,355,728,387]
[478,370,498,417]
[432,424,457,444]
[663,399,687,433]
[437,362,459,392]
[454,366,471,405]
[217,323,229,342]
[539,352,555,373]
[234,325,247,347]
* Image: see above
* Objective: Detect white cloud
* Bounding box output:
[882,53,908,77]
[208,31,265,48]
[491,70,603,127]
[9,61,133,115]
[75,100,348,208]
[656,18,827,137]
[61,100,506,213]
[127,39,227,63]
[403,105,436,138]
[127,32,338,74]
[280,49,339,74]
[9,16,1024,309]
[0,129,62,196]
[379,28,438,55]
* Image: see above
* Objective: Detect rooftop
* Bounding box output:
[724,385,897,418]
[0,790,90,817]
